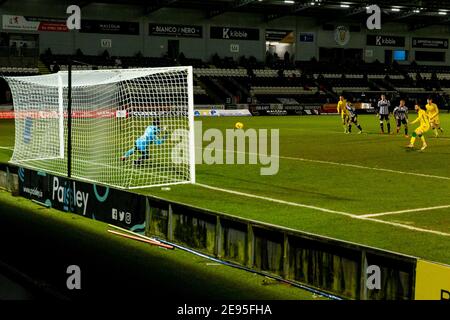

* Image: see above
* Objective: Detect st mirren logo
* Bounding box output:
[334,26,350,46]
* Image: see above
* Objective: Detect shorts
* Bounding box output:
[379,114,390,121]
[349,116,358,124]
[135,143,149,157]
[429,116,440,127]
[416,125,430,134]
[396,118,407,127]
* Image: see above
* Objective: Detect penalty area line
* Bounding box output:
[359,204,450,218]
[196,183,450,237]
[196,183,356,218]
[195,146,450,181]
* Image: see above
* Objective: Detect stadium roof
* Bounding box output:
[6,0,450,28]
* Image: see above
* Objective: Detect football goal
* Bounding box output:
[4,66,195,189]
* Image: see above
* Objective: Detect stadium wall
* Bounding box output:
[2,164,449,300]
[2,3,450,64]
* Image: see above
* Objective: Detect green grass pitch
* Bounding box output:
[1,114,449,264]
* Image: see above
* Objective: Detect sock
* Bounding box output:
[380,123,384,132]
[421,136,426,145]
[124,148,135,158]
[410,132,417,145]
[405,127,408,135]
[348,125,352,133]
[397,127,400,133]
[387,123,391,133]
[357,125,362,131]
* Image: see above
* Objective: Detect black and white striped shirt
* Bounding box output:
[393,105,408,120]
[346,104,357,118]
[378,99,391,115]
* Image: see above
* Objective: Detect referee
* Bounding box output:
[377,94,391,134]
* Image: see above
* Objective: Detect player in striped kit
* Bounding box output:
[393,99,409,137]
[346,102,363,134]
[377,94,391,134]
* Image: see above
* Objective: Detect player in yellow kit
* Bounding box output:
[337,95,349,133]
[425,97,444,137]
[407,104,430,151]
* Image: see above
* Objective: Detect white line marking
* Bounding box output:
[358,217,450,237]
[196,183,357,218]
[196,146,450,181]
[0,146,13,150]
[283,156,450,181]
[360,204,450,218]
[196,183,450,237]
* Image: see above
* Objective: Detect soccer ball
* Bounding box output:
[235,122,244,129]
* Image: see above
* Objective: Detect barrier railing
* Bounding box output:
[1,164,449,300]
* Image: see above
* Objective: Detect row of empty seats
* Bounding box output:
[56,65,123,71]
[0,67,39,74]
[195,68,302,78]
[397,87,426,92]
[333,87,371,94]
[251,87,319,95]
[195,68,247,77]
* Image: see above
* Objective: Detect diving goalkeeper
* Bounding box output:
[121,119,168,165]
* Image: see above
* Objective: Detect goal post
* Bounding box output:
[4,66,196,189]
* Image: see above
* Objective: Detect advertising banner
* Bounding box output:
[299,33,314,43]
[415,260,450,300]
[149,23,202,38]
[194,109,252,117]
[2,15,140,35]
[412,37,448,49]
[265,29,294,43]
[81,20,139,35]
[2,15,68,32]
[18,167,146,231]
[195,105,225,110]
[210,26,259,41]
[367,35,405,47]
[249,104,285,116]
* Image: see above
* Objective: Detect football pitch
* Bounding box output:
[1,114,449,265]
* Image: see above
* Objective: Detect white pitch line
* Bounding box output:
[360,204,450,218]
[282,156,450,181]
[196,183,450,237]
[196,183,357,218]
[196,146,450,181]
[357,217,450,237]
[0,146,13,150]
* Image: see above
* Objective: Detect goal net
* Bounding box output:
[5,66,195,189]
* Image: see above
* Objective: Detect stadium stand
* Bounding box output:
[1,48,450,109]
